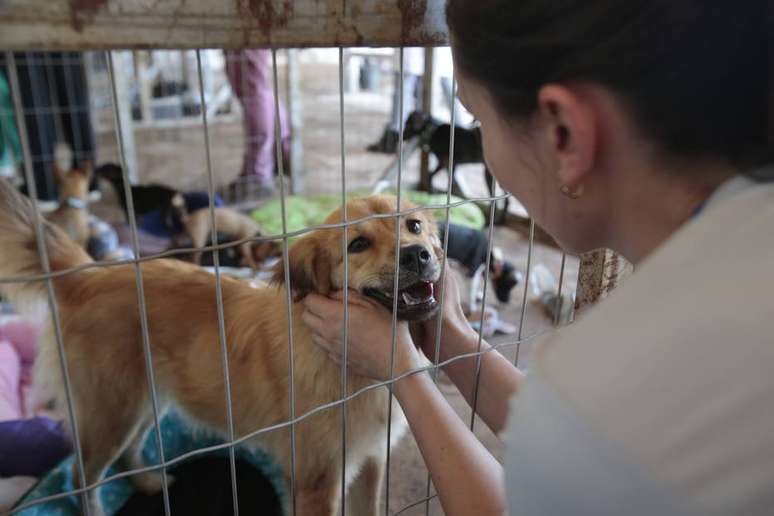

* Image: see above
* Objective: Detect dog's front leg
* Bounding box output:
[346,456,384,516]
[294,471,342,516]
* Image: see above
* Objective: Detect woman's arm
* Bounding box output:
[301,291,507,516]
[409,270,523,434]
[393,370,507,516]
[430,322,523,435]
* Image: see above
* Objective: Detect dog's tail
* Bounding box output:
[0,179,92,313]
[0,179,94,415]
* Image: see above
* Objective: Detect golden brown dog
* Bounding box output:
[0,180,442,516]
[181,206,280,269]
[46,144,92,247]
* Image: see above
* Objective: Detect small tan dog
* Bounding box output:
[0,181,442,516]
[46,144,92,247]
[181,206,279,269]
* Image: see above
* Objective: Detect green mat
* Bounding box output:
[251,191,485,242]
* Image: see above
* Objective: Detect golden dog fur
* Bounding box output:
[181,206,280,269]
[0,180,442,516]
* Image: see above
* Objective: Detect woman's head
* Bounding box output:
[447,1,772,257]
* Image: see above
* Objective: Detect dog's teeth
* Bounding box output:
[401,292,422,306]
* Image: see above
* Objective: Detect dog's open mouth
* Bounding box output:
[363,280,438,320]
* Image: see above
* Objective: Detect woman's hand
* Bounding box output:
[301,290,423,381]
[410,266,477,363]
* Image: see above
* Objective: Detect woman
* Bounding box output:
[303,2,773,515]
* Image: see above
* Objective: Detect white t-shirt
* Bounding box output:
[504,173,774,516]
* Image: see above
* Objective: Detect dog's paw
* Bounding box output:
[130,471,176,495]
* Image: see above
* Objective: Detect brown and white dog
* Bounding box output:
[46,144,92,248]
[181,206,280,269]
[0,180,442,516]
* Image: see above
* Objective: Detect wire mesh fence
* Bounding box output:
[1,45,575,516]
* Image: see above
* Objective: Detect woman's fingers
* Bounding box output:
[311,332,346,362]
[303,293,337,319]
[301,307,325,333]
[330,289,381,310]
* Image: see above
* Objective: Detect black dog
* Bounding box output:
[403,110,509,221]
[95,163,186,231]
[117,456,283,516]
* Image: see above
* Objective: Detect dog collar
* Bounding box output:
[64,196,87,209]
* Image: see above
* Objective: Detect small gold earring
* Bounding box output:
[560,184,584,199]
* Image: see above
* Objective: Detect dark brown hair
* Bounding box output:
[447,1,773,169]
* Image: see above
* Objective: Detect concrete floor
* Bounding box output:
[91,58,578,515]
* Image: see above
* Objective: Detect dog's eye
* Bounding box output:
[406,219,422,235]
[348,237,371,253]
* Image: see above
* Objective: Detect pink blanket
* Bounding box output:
[0,316,38,421]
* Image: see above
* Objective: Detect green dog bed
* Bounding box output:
[251,191,485,242]
[15,411,286,515]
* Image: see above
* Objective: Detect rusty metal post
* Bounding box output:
[575,249,633,313]
[418,47,434,191]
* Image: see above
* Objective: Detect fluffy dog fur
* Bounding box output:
[0,180,442,516]
[181,206,280,269]
[46,144,92,247]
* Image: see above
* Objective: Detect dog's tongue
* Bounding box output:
[401,282,434,306]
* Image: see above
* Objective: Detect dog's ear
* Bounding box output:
[52,142,72,184]
[79,160,94,181]
[271,234,332,301]
[52,159,68,185]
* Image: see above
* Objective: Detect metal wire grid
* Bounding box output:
[2,47,570,516]
[1,52,95,200]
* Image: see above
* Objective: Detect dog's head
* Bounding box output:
[403,111,435,141]
[272,195,443,321]
[94,163,123,185]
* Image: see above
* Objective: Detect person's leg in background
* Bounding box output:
[367,48,424,154]
[367,72,422,154]
[439,221,521,304]
[51,52,96,176]
[8,52,96,200]
[13,52,58,201]
[224,49,289,199]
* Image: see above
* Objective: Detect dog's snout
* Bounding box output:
[400,245,432,274]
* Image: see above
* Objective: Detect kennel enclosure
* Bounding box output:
[0,1,626,514]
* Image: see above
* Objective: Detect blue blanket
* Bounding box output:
[15,411,286,515]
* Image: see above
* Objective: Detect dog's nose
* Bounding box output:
[400,245,432,274]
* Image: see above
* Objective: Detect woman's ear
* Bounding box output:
[271,234,332,301]
[537,84,596,189]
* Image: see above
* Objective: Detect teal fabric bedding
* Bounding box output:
[15,411,285,515]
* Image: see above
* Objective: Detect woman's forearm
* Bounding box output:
[394,371,506,516]
[436,324,523,434]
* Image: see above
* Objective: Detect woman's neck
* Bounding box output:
[607,160,737,266]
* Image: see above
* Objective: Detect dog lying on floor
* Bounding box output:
[95,163,186,232]
[180,206,280,269]
[47,144,93,248]
[0,180,441,516]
